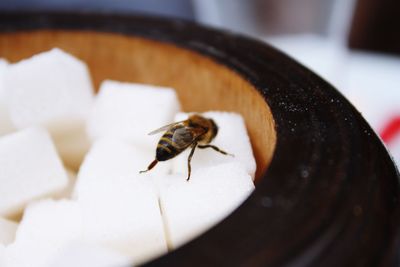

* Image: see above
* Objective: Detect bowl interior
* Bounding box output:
[0,30,276,181]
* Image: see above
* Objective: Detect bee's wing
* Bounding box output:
[147,120,186,135]
[172,126,207,148]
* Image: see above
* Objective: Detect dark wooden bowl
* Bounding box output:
[0,12,399,267]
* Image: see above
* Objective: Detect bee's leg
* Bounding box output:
[139,159,158,174]
[198,144,234,157]
[187,143,198,181]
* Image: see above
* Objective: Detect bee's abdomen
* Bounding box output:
[156,136,181,161]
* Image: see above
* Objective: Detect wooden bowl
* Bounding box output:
[1,12,399,266]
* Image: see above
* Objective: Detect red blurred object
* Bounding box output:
[380,116,400,144]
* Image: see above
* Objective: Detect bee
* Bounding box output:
[140,114,233,181]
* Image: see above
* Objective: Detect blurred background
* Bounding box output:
[1,0,400,166]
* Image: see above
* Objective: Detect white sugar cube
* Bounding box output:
[75,138,168,263]
[0,217,18,245]
[87,80,180,149]
[74,138,170,199]
[0,58,15,135]
[0,127,68,217]
[3,48,94,170]
[6,200,83,267]
[172,112,256,178]
[78,177,167,264]
[3,48,94,128]
[47,241,132,267]
[159,162,254,248]
[0,244,5,267]
[12,200,82,245]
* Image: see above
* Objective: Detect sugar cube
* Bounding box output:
[0,244,5,267]
[0,58,15,135]
[0,217,18,245]
[159,162,254,248]
[3,48,94,170]
[74,138,170,199]
[46,241,132,267]
[75,138,168,263]
[5,200,83,267]
[3,48,94,128]
[172,112,256,179]
[87,80,180,149]
[78,177,167,264]
[0,127,68,217]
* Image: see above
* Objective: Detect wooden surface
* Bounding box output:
[0,13,399,267]
[0,30,276,181]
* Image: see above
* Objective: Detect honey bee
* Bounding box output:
[140,114,233,181]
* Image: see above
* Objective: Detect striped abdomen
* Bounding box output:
[156,125,194,161]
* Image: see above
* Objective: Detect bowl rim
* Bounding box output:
[1,11,400,267]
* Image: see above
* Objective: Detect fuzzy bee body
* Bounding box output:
[140,114,232,181]
[156,124,194,161]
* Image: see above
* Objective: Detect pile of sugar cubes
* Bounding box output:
[0,48,256,267]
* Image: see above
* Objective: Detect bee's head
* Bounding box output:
[188,114,219,143]
[209,118,218,141]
